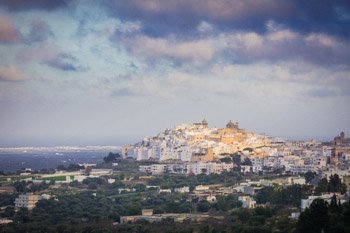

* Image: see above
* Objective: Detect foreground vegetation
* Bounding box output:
[0,158,349,233]
[1,189,297,233]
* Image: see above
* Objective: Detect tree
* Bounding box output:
[256,187,275,204]
[232,153,241,165]
[14,180,27,193]
[57,165,66,171]
[13,207,30,223]
[241,158,252,166]
[315,174,347,195]
[128,204,141,215]
[329,194,341,213]
[0,193,16,206]
[215,194,241,211]
[343,202,350,228]
[87,182,97,190]
[329,174,347,193]
[197,201,210,212]
[329,174,341,192]
[103,152,120,163]
[315,177,329,194]
[340,183,347,194]
[280,184,310,207]
[3,206,15,218]
[69,180,84,188]
[304,171,316,184]
[254,207,273,218]
[220,157,232,163]
[134,184,145,192]
[298,199,329,233]
[67,163,83,171]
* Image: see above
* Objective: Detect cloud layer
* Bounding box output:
[109,0,350,37]
[0,0,68,11]
[0,0,349,146]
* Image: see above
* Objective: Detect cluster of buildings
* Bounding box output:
[139,161,235,175]
[120,175,316,225]
[17,168,114,185]
[123,120,350,183]
[1,121,349,223]
[14,193,54,210]
[240,140,329,175]
[122,119,269,162]
[301,193,346,211]
[120,209,224,224]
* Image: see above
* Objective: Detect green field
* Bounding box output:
[0,175,31,182]
[41,176,67,181]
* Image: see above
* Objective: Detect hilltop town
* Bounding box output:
[122,119,268,161]
[122,120,350,180]
[0,120,350,233]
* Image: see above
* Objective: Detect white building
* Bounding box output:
[238,196,256,208]
[159,189,172,194]
[14,194,40,210]
[174,186,190,193]
[240,165,252,174]
[108,178,116,184]
[0,219,13,225]
[323,169,350,182]
[139,164,167,174]
[195,185,210,192]
[301,193,345,211]
[89,169,113,176]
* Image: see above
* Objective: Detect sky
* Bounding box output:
[0,0,350,146]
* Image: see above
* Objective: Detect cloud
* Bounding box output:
[216,28,350,67]
[0,0,68,11]
[210,64,237,79]
[17,44,61,62]
[106,0,293,36]
[45,53,86,72]
[118,27,350,70]
[17,44,86,72]
[125,35,215,63]
[0,65,24,81]
[206,60,350,100]
[25,20,54,43]
[104,0,350,37]
[107,25,350,102]
[0,14,21,43]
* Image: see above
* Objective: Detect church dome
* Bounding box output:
[226,120,237,129]
[202,119,208,125]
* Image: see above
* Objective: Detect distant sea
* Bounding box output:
[0,151,110,173]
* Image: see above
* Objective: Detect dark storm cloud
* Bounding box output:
[104,0,293,37]
[45,53,86,72]
[115,28,350,70]
[287,0,350,37]
[222,31,350,68]
[0,0,68,11]
[103,0,350,37]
